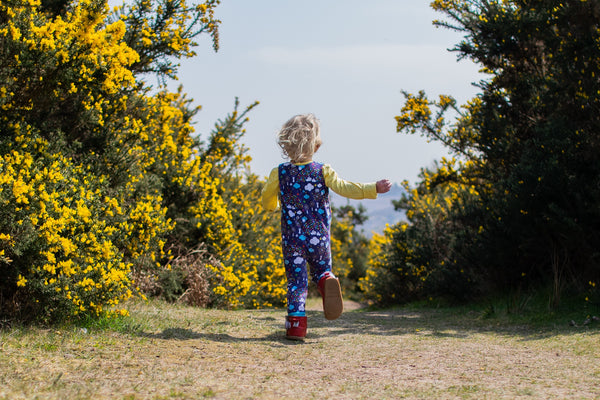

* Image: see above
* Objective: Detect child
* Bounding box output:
[261,113,391,340]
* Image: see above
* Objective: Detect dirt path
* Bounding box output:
[1,299,599,399]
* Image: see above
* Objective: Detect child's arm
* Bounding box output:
[323,165,389,199]
[261,168,280,211]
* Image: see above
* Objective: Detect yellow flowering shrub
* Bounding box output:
[330,204,371,296]
[223,177,286,309]
[361,158,485,305]
[181,103,286,309]
[120,0,220,79]
[0,130,136,318]
[329,223,353,287]
[1,0,289,319]
[359,231,394,304]
[0,0,225,320]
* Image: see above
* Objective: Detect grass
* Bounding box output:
[1,297,599,399]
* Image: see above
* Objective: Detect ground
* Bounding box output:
[1,298,599,399]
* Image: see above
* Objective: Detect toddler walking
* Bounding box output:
[261,114,391,340]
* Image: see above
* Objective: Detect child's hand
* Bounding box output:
[376,179,392,194]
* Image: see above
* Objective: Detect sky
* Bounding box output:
[172,1,484,185]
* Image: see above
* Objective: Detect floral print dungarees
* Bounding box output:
[278,162,333,315]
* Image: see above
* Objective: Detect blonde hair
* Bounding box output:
[277,114,322,163]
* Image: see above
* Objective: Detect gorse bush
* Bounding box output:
[168,103,287,309]
[362,0,600,308]
[361,158,486,305]
[330,204,370,296]
[0,132,139,319]
[0,0,155,320]
[0,0,287,321]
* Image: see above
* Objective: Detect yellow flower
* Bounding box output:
[17,275,27,287]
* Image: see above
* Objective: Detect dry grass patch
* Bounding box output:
[1,298,599,399]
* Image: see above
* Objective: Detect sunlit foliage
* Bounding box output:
[330,204,371,296]
[1,0,286,321]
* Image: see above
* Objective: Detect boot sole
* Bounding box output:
[285,335,305,341]
[323,278,343,320]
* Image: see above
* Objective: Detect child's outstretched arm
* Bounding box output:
[323,165,390,199]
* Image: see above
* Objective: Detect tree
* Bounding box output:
[365,0,600,307]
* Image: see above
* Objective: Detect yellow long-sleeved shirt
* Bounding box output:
[261,161,378,212]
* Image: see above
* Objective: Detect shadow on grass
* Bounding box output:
[136,306,599,345]
[307,307,600,341]
[138,326,297,346]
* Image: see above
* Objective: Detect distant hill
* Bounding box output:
[330,183,406,237]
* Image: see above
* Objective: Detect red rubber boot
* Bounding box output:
[285,315,307,340]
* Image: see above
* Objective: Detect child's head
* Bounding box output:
[277,114,322,163]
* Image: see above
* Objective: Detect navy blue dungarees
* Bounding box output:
[278,162,334,315]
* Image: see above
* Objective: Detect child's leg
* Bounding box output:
[307,240,334,284]
[283,250,308,316]
[283,249,309,340]
[307,240,343,320]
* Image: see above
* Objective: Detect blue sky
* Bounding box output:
[173,1,483,184]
